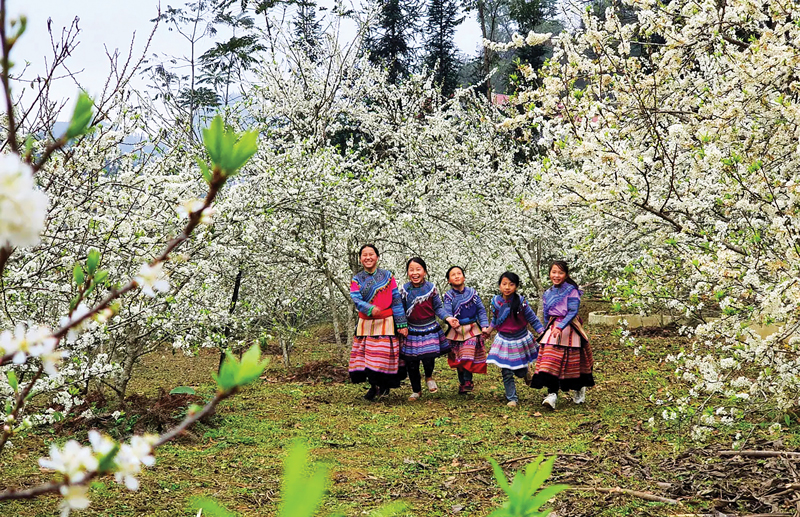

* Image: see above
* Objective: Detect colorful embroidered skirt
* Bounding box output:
[349,335,405,387]
[400,321,448,359]
[447,323,487,374]
[539,323,582,347]
[529,327,594,391]
[447,336,487,374]
[486,328,538,370]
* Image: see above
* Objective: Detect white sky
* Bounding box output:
[11,0,482,113]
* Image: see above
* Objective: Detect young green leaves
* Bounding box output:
[488,456,567,517]
[70,248,109,311]
[199,116,258,182]
[65,91,94,140]
[278,442,329,517]
[212,343,269,392]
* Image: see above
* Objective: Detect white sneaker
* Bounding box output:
[572,387,586,404]
[408,392,421,401]
[542,393,557,409]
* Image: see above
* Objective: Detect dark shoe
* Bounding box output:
[378,386,391,399]
[458,384,468,395]
[464,381,474,392]
[364,386,379,401]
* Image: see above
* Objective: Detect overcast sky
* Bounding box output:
[11,0,482,113]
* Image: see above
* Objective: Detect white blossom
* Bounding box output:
[39,440,98,483]
[0,152,49,247]
[59,485,91,517]
[134,263,170,298]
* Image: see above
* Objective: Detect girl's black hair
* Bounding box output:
[445,265,464,282]
[498,271,522,315]
[406,257,427,273]
[359,244,380,257]
[550,261,580,289]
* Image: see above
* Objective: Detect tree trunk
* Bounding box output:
[320,212,344,356]
[219,269,243,373]
[328,277,343,353]
[514,239,545,320]
[476,0,492,102]
[116,322,142,402]
[279,334,291,369]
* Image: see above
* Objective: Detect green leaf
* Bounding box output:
[227,130,258,174]
[213,344,269,392]
[528,484,569,511]
[201,115,258,178]
[212,349,239,392]
[73,264,85,286]
[97,443,121,474]
[94,270,109,286]
[24,135,34,156]
[65,91,94,139]
[86,248,101,275]
[190,497,237,517]
[489,458,510,494]
[278,441,328,517]
[197,157,213,184]
[7,371,18,393]
[237,343,269,385]
[169,386,196,395]
[202,116,226,170]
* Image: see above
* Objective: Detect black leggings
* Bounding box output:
[406,357,436,393]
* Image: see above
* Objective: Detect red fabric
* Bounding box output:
[408,299,435,323]
[447,336,488,374]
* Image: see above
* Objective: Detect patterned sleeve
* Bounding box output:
[475,293,489,328]
[349,277,375,316]
[522,298,545,334]
[390,276,408,328]
[432,287,450,321]
[557,290,581,329]
[442,290,455,319]
[489,295,501,328]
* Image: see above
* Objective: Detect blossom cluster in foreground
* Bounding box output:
[0,153,49,248]
[39,431,158,516]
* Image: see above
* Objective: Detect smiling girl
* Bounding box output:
[399,257,450,400]
[528,261,594,409]
[443,266,489,395]
[348,244,408,401]
[483,271,544,407]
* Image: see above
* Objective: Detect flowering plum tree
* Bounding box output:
[495,0,800,433]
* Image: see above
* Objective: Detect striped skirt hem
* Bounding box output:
[447,336,487,374]
[401,326,448,358]
[487,330,538,370]
[349,335,400,375]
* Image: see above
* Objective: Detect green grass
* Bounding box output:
[1,325,795,516]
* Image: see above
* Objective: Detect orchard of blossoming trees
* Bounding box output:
[1,0,800,513]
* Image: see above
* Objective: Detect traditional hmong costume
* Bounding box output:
[443,287,489,390]
[529,283,594,393]
[348,269,408,392]
[487,294,544,403]
[399,281,449,394]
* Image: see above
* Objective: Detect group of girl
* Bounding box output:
[348,244,594,409]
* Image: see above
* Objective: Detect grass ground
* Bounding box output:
[2,321,799,517]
